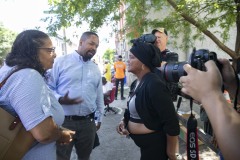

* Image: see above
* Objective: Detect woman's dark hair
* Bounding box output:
[5,29,50,76]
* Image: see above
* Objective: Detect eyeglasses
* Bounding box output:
[38,47,56,53]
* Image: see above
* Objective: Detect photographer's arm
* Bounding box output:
[179,61,240,160]
[201,90,240,160]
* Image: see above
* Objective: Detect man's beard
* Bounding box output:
[82,55,92,62]
[82,53,95,61]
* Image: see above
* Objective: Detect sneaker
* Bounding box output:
[121,97,126,100]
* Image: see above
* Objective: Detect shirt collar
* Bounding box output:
[73,50,83,62]
[73,50,91,63]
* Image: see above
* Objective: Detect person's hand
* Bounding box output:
[116,120,129,136]
[59,91,83,105]
[161,61,167,67]
[218,58,237,97]
[96,122,101,131]
[179,61,222,103]
[57,128,75,145]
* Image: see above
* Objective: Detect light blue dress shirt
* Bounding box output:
[47,51,104,122]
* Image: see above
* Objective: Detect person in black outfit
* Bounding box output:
[116,41,180,160]
[152,28,179,102]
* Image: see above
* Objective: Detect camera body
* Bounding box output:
[160,48,222,83]
[130,34,156,44]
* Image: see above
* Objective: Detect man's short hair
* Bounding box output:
[151,28,168,36]
[118,55,122,59]
[81,31,99,41]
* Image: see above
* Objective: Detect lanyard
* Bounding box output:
[187,98,199,160]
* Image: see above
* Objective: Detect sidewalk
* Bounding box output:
[72,87,219,160]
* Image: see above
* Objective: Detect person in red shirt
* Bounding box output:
[114,55,126,100]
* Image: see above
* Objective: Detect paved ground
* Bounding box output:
[71,87,220,160]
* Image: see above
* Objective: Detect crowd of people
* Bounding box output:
[0,26,239,160]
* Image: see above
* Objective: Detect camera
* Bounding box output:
[159,48,222,83]
[130,34,156,44]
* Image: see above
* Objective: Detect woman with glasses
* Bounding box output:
[0,30,75,159]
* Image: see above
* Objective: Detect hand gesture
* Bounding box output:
[59,91,83,105]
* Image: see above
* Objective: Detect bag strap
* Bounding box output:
[0,67,22,88]
[0,67,22,130]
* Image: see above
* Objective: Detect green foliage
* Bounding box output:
[102,48,115,64]
[0,23,17,58]
[44,0,120,36]
[44,0,239,58]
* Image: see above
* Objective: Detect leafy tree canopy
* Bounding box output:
[102,48,115,64]
[0,23,17,58]
[44,0,240,59]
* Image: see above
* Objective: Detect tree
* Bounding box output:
[102,48,115,64]
[44,0,121,36]
[44,0,239,60]
[0,23,17,58]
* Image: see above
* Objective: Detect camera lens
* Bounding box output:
[160,61,187,83]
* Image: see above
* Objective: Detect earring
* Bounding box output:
[141,65,145,70]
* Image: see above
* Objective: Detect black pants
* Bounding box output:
[130,132,168,160]
[57,118,96,160]
[93,133,100,149]
[115,78,124,98]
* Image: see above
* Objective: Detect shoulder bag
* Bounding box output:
[0,68,35,160]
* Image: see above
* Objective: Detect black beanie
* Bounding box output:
[130,41,161,71]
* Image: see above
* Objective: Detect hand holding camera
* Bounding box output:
[179,61,223,103]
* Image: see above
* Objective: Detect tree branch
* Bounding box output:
[235,0,240,55]
[167,0,237,59]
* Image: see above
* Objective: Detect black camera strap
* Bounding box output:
[187,98,199,160]
[233,69,239,111]
[176,96,182,112]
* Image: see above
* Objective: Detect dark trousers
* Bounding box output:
[115,78,124,98]
[57,118,96,160]
[93,133,100,149]
[130,132,168,160]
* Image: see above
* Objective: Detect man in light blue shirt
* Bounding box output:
[47,31,104,160]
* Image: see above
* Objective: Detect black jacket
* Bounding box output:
[130,72,180,136]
